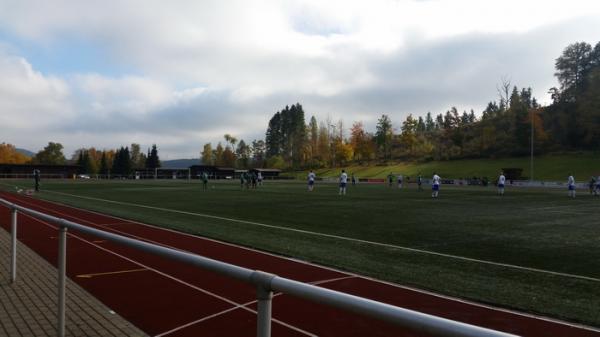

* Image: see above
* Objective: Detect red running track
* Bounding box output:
[0,192,598,337]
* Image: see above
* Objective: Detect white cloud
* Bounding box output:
[0,50,74,130]
[72,74,172,116]
[1,0,600,157]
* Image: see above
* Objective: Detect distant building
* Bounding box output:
[0,164,80,178]
[189,165,235,179]
[134,168,192,179]
[250,168,281,178]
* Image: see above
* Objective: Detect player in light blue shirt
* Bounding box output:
[567,174,576,198]
[339,170,348,195]
[308,170,316,191]
[497,172,506,196]
[431,173,440,198]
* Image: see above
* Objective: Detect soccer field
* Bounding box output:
[1,178,599,328]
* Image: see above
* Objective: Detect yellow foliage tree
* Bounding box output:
[0,143,30,164]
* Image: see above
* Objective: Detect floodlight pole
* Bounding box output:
[530,110,534,183]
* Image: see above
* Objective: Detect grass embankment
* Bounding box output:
[285,153,600,181]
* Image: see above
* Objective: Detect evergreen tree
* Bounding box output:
[425,112,435,132]
[265,103,307,168]
[236,139,250,168]
[251,139,266,168]
[146,144,161,169]
[265,111,282,157]
[375,114,393,161]
[308,116,319,166]
[99,151,109,175]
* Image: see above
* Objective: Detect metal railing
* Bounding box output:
[0,198,518,337]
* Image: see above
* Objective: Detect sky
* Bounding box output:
[1,0,600,159]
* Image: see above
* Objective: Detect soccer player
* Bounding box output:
[257,172,263,186]
[397,174,403,189]
[595,176,600,196]
[567,174,576,198]
[497,171,506,196]
[351,173,356,186]
[201,171,208,190]
[387,172,394,187]
[417,173,423,191]
[240,172,245,189]
[308,170,316,191]
[431,172,440,198]
[33,169,40,192]
[590,176,597,195]
[339,169,348,195]
[251,171,257,189]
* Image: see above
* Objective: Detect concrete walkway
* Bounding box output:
[0,228,148,337]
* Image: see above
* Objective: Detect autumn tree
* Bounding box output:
[0,143,30,164]
[201,143,213,165]
[214,143,224,166]
[349,122,374,163]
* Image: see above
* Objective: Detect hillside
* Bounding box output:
[161,158,199,168]
[16,148,34,157]
[284,153,600,182]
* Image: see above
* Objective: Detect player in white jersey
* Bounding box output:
[431,173,441,198]
[567,174,576,198]
[307,170,316,191]
[397,174,403,189]
[497,172,506,196]
[339,169,348,195]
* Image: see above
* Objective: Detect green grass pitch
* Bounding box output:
[1,179,599,327]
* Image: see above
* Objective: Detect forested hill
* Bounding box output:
[263,41,600,170]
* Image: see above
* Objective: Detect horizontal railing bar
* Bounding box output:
[0,198,518,337]
[271,276,510,337]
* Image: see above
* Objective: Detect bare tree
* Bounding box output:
[496,76,511,111]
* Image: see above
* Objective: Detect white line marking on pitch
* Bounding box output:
[43,190,600,283]
[154,275,355,337]
[16,211,317,337]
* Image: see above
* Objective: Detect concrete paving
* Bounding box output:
[0,228,148,337]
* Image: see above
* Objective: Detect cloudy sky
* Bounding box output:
[1,0,600,159]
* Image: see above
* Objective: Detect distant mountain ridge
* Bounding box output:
[16,148,35,157]
[161,159,200,168]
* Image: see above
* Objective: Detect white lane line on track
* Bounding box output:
[154,276,355,337]
[43,190,600,284]
[4,194,600,334]
[16,211,317,337]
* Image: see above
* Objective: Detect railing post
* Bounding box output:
[10,208,17,283]
[256,284,273,337]
[252,271,275,337]
[57,225,67,337]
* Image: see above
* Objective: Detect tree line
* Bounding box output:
[0,141,162,176]
[259,40,600,169]
[200,135,266,169]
